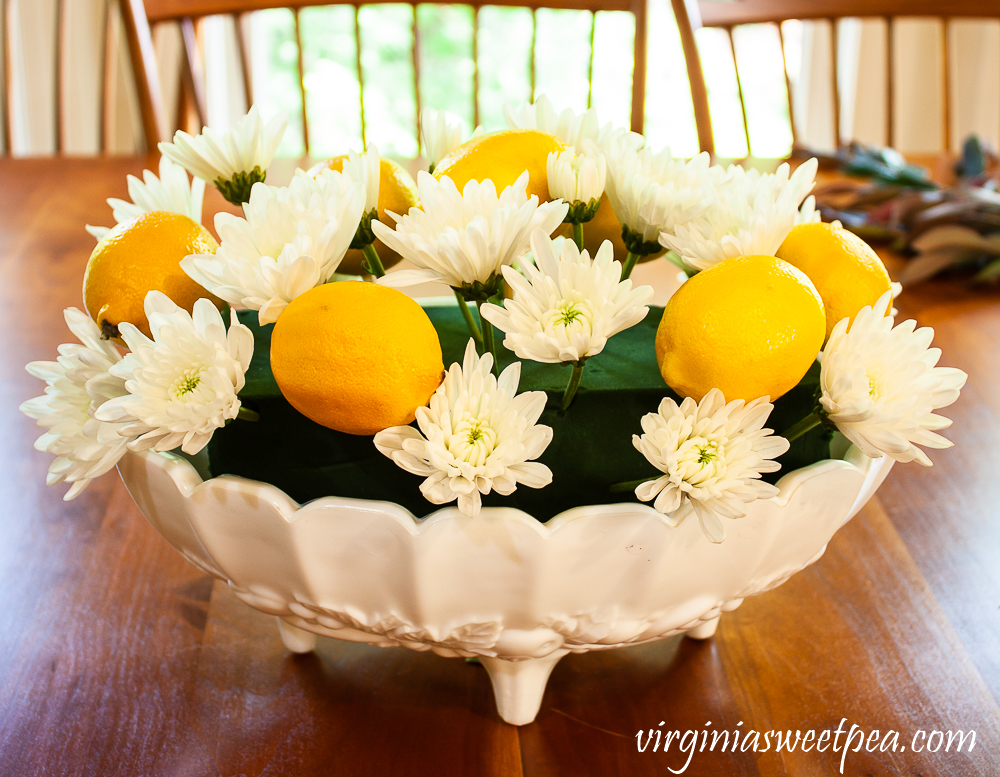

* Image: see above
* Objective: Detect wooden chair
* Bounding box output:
[122,0,653,156]
[674,0,1000,156]
[0,0,152,155]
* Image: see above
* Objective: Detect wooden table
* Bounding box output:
[1,156,998,776]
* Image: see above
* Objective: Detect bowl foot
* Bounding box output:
[685,615,720,640]
[479,650,569,725]
[277,617,318,653]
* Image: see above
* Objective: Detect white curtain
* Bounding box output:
[792,17,1000,153]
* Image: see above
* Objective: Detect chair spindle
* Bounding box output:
[411,4,421,155]
[885,16,893,148]
[472,6,480,129]
[529,8,536,103]
[829,17,841,148]
[234,12,253,111]
[354,4,366,149]
[180,17,208,128]
[941,17,951,152]
[725,26,751,156]
[55,0,64,153]
[587,10,596,110]
[776,21,796,149]
[629,0,646,134]
[293,7,309,155]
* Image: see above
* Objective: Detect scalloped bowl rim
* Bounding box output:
[148,439,885,536]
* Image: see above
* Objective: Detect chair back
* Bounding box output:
[686,0,1000,155]
[0,0,154,155]
[132,0,651,157]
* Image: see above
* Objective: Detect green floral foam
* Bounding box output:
[209,306,831,521]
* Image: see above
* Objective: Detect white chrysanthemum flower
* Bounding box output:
[721,159,817,202]
[158,104,287,205]
[181,169,365,325]
[633,389,790,543]
[96,292,254,456]
[86,157,206,241]
[481,229,652,364]
[342,144,381,216]
[374,340,553,518]
[604,140,714,256]
[819,291,967,466]
[421,108,484,172]
[341,145,382,252]
[19,309,132,500]
[890,280,902,316]
[373,171,568,295]
[659,159,818,271]
[796,194,822,224]
[547,147,606,222]
[504,94,644,153]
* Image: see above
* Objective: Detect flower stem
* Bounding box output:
[237,406,260,423]
[622,251,640,280]
[476,300,500,376]
[664,250,697,277]
[362,243,386,278]
[561,359,587,412]
[454,289,483,345]
[609,477,656,493]
[782,412,822,443]
[572,221,585,251]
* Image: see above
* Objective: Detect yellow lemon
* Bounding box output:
[433,129,567,203]
[307,156,420,276]
[655,255,826,402]
[270,282,444,435]
[83,211,221,342]
[776,222,892,342]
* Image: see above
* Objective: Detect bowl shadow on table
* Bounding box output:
[178,580,518,775]
[181,578,725,775]
[519,636,735,775]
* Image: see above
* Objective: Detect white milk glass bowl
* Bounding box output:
[118,432,892,725]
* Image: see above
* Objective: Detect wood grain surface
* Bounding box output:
[1,156,998,776]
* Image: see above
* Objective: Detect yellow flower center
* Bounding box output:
[696,443,719,464]
[867,372,882,400]
[557,302,584,326]
[171,369,204,400]
[674,436,725,486]
[449,416,498,467]
[542,297,596,336]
